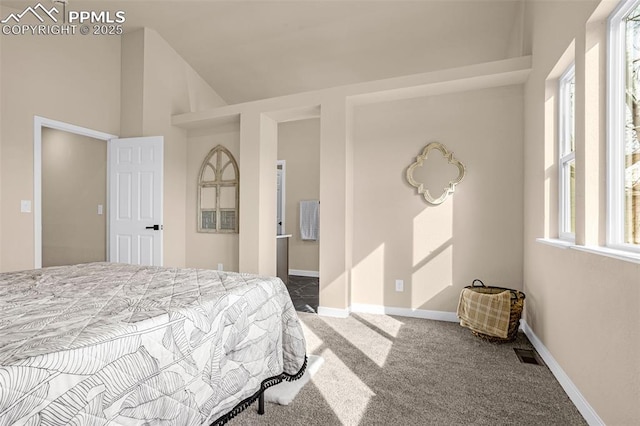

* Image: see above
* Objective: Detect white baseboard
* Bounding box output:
[522,321,604,426]
[316,303,458,323]
[289,269,319,278]
[350,303,459,322]
[317,306,350,318]
[316,303,458,322]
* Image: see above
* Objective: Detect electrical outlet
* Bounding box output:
[217,263,223,271]
[395,279,404,292]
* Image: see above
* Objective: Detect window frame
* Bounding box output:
[559,64,576,242]
[607,0,640,253]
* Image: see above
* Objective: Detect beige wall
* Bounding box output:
[3,3,636,421]
[0,15,3,273]
[0,9,121,272]
[0,24,225,272]
[278,118,321,273]
[185,122,240,271]
[352,86,524,311]
[173,51,530,314]
[238,111,280,276]
[183,116,321,274]
[524,0,640,423]
[120,28,227,268]
[42,129,106,266]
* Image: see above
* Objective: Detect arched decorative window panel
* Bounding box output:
[197,145,239,233]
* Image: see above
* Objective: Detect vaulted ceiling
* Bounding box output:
[1,0,525,104]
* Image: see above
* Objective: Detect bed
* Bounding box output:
[0,262,307,425]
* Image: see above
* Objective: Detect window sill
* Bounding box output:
[571,245,640,264]
[536,238,574,249]
[536,238,640,264]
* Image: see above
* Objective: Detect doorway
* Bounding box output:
[277,118,320,313]
[34,117,164,268]
[34,117,117,268]
[42,128,107,267]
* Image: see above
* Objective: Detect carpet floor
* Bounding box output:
[234,312,586,425]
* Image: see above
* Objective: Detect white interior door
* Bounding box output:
[109,136,163,266]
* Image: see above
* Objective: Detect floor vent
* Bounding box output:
[514,348,543,365]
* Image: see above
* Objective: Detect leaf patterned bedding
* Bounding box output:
[0,262,307,425]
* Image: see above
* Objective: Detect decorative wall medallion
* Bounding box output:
[406,142,465,205]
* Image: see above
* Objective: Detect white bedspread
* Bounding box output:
[0,262,306,425]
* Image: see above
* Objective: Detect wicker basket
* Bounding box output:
[465,279,525,343]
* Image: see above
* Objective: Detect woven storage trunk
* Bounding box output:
[465,279,525,343]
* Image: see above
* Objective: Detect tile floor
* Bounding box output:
[285,275,319,313]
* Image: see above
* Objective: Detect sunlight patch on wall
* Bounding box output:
[411,245,453,309]
[351,243,385,305]
[412,201,452,267]
[319,314,393,368]
[314,348,375,425]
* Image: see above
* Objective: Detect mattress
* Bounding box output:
[0,262,307,425]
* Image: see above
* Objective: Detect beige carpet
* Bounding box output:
[235,312,586,425]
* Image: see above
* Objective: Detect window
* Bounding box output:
[559,64,576,241]
[609,0,640,251]
[197,145,239,233]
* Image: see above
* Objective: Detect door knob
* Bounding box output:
[145,225,163,231]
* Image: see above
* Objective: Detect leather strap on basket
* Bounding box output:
[472,279,485,287]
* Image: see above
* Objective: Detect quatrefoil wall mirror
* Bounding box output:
[406,142,466,205]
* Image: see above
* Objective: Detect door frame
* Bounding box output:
[33,116,117,268]
[277,160,286,235]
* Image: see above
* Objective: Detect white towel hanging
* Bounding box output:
[300,200,319,241]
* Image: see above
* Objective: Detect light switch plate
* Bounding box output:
[395,279,404,292]
[20,200,31,213]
